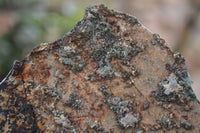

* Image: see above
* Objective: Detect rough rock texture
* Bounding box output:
[0,4,200,133]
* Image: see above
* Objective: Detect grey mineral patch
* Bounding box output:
[119,113,140,128]
[96,64,115,78]
[143,100,149,110]
[165,62,196,100]
[43,87,61,101]
[62,57,75,66]
[59,45,77,57]
[121,70,132,81]
[128,16,141,26]
[162,73,181,95]
[53,110,69,127]
[89,13,144,79]
[153,33,160,42]
[58,44,85,73]
[158,116,177,129]
[153,72,194,104]
[64,92,83,109]
[90,121,104,132]
[180,119,192,130]
[107,96,130,116]
[52,110,76,132]
[106,96,140,128]
[98,84,110,96]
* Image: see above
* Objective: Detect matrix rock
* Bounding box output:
[0,4,199,133]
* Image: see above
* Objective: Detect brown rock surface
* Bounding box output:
[0,4,199,133]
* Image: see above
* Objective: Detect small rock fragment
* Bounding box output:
[90,121,104,132]
[180,119,192,130]
[158,116,177,129]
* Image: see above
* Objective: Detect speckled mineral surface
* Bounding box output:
[0,4,200,133]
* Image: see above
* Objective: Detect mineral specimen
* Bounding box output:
[0,4,199,133]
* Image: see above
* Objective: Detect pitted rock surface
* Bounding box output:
[0,4,200,133]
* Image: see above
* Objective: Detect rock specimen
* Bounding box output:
[0,4,199,133]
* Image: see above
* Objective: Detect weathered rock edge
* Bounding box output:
[0,4,199,133]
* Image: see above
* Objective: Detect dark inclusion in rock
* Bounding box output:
[153,73,187,103]
[165,63,196,100]
[180,119,193,130]
[88,7,144,79]
[106,96,140,128]
[158,116,177,129]
[98,84,111,96]
[90,121,104,132]
[64,92,83,109]
[58,44,85,73]
[153,59,197,104]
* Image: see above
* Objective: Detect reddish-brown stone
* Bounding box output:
[0,4,199,133]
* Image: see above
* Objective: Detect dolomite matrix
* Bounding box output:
[0,4,199,133]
